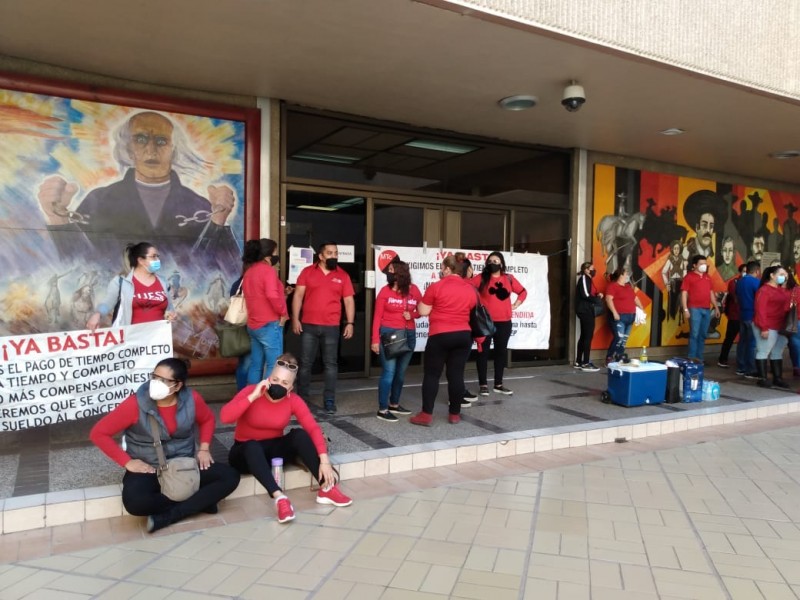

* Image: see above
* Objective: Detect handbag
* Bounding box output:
[590,296,605,317]
[215,322,251,357]
[224,281,247,325]
[380,330,411,359]
[469,291,496,337]
[148,415,200,502]
[783,308,798,335]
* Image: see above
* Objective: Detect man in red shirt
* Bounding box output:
[680,255,721,362]
[291,242,355,414]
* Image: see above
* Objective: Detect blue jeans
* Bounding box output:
[753,325,788,360]
[788,333,800,368]
[688,308,711,360]
[378,327,415,411]
[235,353,252,391]
[246,321,283,385]
[297,324,340,406]
[738,319,756,373]
[606,313,635,360]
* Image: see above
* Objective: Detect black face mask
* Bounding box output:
[589,269,596,277]
[386,273,397,286]
[267,383,288,400]
[324,258,338,270]
[270,255,279,266]
[487,263,502,274]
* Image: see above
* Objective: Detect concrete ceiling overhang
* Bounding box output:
[3,0,800,185]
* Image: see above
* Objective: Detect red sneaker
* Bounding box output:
[409,412,433,426]
[448,413,461,424]
[275,497,295,523]
[316,485,353,507]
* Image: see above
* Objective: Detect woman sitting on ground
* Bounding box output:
[90,358,241,533]
[220,353,352,524]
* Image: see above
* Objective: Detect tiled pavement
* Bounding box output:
[2,414,800,599]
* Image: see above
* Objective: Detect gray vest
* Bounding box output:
[124,383,197,467]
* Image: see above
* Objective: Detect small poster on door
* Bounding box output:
[288,246,314,284]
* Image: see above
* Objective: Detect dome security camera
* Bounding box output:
[562,82,586,112]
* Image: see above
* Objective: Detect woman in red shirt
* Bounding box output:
[472,252,527,395]
[221,353,352,524]
[241,238,288,384]
[753,265,793,389]
[411,254,477,426]
[87,241,176,330]
[370,260,422,422]
[90,358,240,533]
[604,268,644,363]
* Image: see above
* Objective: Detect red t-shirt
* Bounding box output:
[130,277,168,324]
[605,281,636,314]
[470,273,528,322]
[371,284,422,344]
[681,271,713,309]
[296,265,355,326]
[220,388,327,455]
[754,284,792,331]
[89,391,215,467]
[242,262,287,329]
[421,275,477,336]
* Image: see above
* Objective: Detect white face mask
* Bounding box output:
[698,264,708,273]
[149,379,173,401]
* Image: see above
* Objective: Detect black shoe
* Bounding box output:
[479,385,490,396]
[324,402,337,415]
[493,385,513,395]
[744,372,759,380]
[388,404,412,415]
[770,360,791,390]
[463,390,478,400]
[460,399,473,408]
[581,362,601,372]
[377,410,398,422]
[717,361,729,368]
[146,513,173,533]
[202,504,219,515]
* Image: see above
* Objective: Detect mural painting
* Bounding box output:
[591,164,800,350]
[0,84,253,359]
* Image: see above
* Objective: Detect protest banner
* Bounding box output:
[0,321,173,431]
[373,246,550,350]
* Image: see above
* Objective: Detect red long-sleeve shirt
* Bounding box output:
[371,284,422,344]
[220,387,327,455]
[89,391,215,468]
[754,284,792,331]
[242,262,287,329]
[471,273,528,322]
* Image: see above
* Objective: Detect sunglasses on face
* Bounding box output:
[276,359,298,371]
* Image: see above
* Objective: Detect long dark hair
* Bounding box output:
[242,238,277,272]
[609,268,627,283]
[760,265,782,287]
[125,242,154,273]
[392,261,412,296]
[479,251,506,293]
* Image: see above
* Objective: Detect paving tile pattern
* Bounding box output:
[2,416,800,598]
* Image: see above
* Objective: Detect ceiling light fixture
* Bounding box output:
[404,139,478,154]
[296,205,338,211]
[769,150,800,159]
[293,151,361,164]
[659,128,685,136]
[498,95,538,111]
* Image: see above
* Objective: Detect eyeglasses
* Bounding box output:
[146,254,160,259]
[150,373,177,384]
[276,360,298,371]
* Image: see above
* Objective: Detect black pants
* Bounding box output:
[422,330,473,415]
[228,428,322,496]
[718,318,740,362]
[476,320,513,386]
[122,462,240,520]
[575,307,595,365]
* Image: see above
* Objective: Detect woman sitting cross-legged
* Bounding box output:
[90,358,241,533]
[220,353,352,524]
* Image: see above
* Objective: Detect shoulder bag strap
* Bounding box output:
[147,414,168,472]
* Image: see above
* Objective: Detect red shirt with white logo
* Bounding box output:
[371,284,422,344]
[297,264,355,326]
[131,277,168,324]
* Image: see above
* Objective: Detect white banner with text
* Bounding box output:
[373,246,550,350]
[0,321,173,431]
